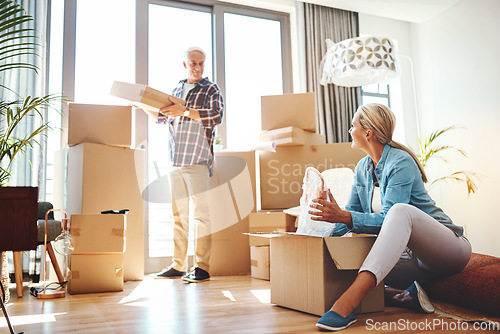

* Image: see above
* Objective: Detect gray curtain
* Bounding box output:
[304,3,361,143]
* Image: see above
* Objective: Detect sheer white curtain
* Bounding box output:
[303,3,361,143]
[0,0,49,285]
[0,0,48,190]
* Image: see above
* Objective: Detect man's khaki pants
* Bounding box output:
[169,164,211,272]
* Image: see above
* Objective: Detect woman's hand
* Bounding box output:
[308,189,352,227]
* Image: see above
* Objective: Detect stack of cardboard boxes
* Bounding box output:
[54,103,146,291]
[251,92,384,315]
[68,214,126,294]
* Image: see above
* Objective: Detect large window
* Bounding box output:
[54,0,291,272]
[147,3,213,258]
[361,83,390,107]
[224,13,284,150]
[141,2,291,270]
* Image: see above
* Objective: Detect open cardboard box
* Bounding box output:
[249,232,384,316]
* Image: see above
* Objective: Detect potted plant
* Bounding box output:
[417,125,480,197]
[0,0,62,303]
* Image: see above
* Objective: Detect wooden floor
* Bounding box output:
[2,276,499,333]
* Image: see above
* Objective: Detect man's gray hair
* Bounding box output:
[185,46,206,60]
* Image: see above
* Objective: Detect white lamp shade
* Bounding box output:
[320,36,400,87]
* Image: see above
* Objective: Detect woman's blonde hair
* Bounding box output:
[357,103,427,183]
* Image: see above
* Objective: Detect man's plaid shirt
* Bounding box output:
[159,77,224,175]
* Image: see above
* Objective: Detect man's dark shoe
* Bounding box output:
[149,267,185,279]
[181,267,210,283]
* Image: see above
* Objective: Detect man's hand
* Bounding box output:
[308,189,352,227]
[159,97,185,117]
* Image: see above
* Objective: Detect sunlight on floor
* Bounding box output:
[118,277,172,304]
[251,289,270,304]
[0,312,66,327]
[222,290,236,302]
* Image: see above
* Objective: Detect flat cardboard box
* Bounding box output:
[209,216,250,276]
[260,126,325,147]
[61,143,146,281]
[70,214,125,254]
[208,151,257,275]
[270,234,384,316]
[250,245,270,280]
[249,211,297,246]
[214,151,258,216]
[62,103,132,148]
[110,80,185,113]
[68,254,124,294]
[261,92,316,132]
[259,143,366,209]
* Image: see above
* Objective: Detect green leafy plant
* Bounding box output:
[417,125,480,197]
[0,95,60,185]
[0,0,40,81]
[0,0,62,186]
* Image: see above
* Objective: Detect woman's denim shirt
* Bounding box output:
[332,144,463,237]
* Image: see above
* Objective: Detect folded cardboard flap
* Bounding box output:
[323,235,376,270]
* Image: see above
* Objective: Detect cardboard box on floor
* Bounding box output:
[261,92,316,132]
[259,126,325,147]
[249,211,297,246]
[70,214,126,254]
[208,151,258,275]
[269,233,384,316]
[250,245,270,280]
[60,143,146,281]
[61,103,133,148]
[68,254,124,294]
[259,143,366,209]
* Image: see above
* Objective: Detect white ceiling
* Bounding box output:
[304,0,462,23]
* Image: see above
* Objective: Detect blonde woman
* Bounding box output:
[310,103,471,331]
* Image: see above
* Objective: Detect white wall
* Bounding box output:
[412,0,500,257]
[225,0,500,256]
[361,0,499,257]
[358,14,417,148]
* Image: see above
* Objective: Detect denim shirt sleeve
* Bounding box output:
[349,154,417,234]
